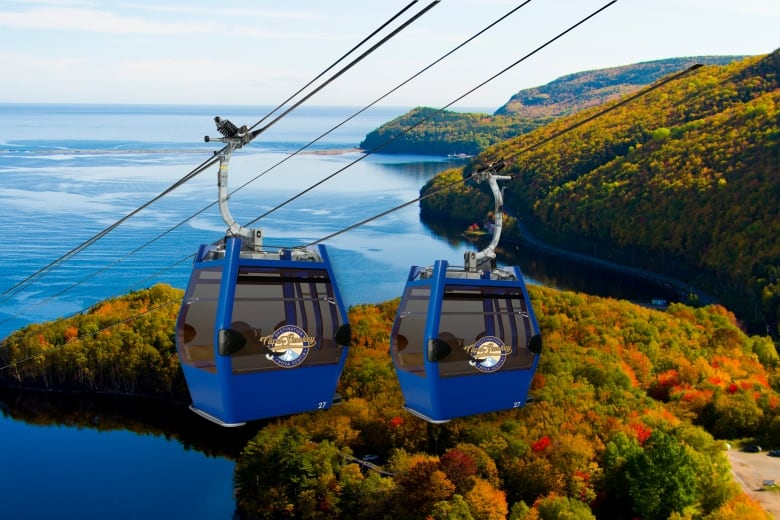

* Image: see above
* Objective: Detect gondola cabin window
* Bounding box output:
[436,285,534,377]
[392,286,430,377]
[177,268,221,373]
[229,267,345,374]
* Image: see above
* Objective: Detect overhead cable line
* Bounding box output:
[309,59,706,246]
[0,298,181,372]
[0,0,537,325]
[2,0,618,342]
[243,0,441,140]
[122,0,538,251]
[0,0,590,341]
[246,0,421,134]
[0,0,617,335]
[0,1,439,306]
[32,0,611,303]
[256,0,617,240]
[242,0,537,228]
[2,1,661,364]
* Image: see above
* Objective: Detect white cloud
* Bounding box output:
[0,53,86,72]
[1,1,778,105]
[0,7,216,34]
[118,3,316,21]
[0,4,358,42]
[114,57,269,83]
[682,0,780,16]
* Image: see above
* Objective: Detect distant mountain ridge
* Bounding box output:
[360,56,746,156]
[495,56,745,118]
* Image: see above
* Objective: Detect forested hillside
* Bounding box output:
[421,50,780,335]
[360,56,743,156]
[359,106,540,156]
[0,284,187,400]
[2,284,779,518]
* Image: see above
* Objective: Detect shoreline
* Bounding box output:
[509,219,719,306]
[300,147,365,155]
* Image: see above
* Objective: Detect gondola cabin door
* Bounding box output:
[176,237,350,426]
[390,260,541,423]
[175,118,350,426]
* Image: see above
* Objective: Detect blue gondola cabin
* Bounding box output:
[390,261,541,423]
[176,237,350,426]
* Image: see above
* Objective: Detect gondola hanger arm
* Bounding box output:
[465,161,512,271]
[205,117,261,247]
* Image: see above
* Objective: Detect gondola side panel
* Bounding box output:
[175,250,227,420]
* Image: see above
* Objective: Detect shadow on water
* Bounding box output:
[507,243,682,303]
[0,387,264,460]
[421,218,683,305]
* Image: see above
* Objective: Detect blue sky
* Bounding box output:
[1,0,777,109]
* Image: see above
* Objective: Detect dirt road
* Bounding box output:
[727,449,780,518]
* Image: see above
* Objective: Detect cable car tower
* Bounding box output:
[390,162,542,423]
[175,118,351,427]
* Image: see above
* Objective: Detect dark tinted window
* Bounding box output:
[436,285,534,377]
[229,267,345,374]
[177,268,221,372]
[391,286,430,377]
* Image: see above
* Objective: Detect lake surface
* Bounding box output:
[0,103,475,337]
[0,103,677,518]
[0,412,234,519]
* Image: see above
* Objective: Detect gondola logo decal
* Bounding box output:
[465,336,512,373]
[260,325,317,368]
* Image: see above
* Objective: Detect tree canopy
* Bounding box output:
[236,286,777,519]
[1,281,778,518]
[0,283,188,401]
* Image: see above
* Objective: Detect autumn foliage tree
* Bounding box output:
[0,284,186,400]
[4,275,780,518]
